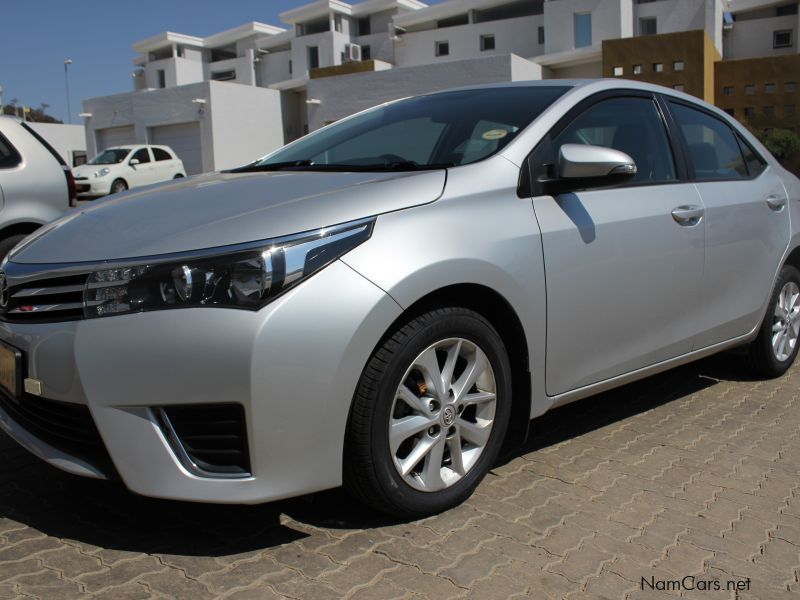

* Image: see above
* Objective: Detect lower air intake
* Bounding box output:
[157,404,251,478]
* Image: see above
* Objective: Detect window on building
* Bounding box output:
[437,14,469,28]
[308,46,320,69]
[669,102,749,180]
[474,1,544,22]
[334,14,343,33]
[574,13,592,48]
[633,64,643,75]
[480,34,496,51]
[435,41,450,56]
[776,3,798,16]
[673,84,685,92]
[298,18,330,36]
[538,26,545,45]
[723,86,735,96]
[764,105,776,116]
[723,108,736,117]
[673,60,685,71]
[132,148,151,164]
[744,106,756,119]
[361,45,371,60]
[152,148,172,161]
[786,104,796,115]
[548,97,677,184]
[774,30,793,48]
[289,59,293,74]
[157,69,166,89]
[653,62,663,72]
[744,84,755,95]
[149,47,172,61]
[210,45,237,62]
[787,81,797,92]
[357,16,371,36]
[613,66,623,76]
[210,69,236,81]
[639,17,657,35]
[765,82,777,93]
[176,46,185,58]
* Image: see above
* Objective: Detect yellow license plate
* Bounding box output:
[0,342,21,399]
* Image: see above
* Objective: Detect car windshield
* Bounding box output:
[247,86,569,172]
[89,149,130,165]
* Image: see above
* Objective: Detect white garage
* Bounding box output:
[149,122,203,175]
[95,125,135,153]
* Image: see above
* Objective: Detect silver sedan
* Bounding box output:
[0,80,797,517]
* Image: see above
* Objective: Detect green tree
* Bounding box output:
[0,101,62,123]
[757,128,800,161]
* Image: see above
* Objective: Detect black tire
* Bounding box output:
[173,174,184,179]
[748,265,800,377]
[0,234,29,261]
[344,307,512,518]
[110,179,128,194]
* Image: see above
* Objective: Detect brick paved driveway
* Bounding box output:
[0,353,798,599]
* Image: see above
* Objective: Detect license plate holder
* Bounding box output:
[0,340,22,401]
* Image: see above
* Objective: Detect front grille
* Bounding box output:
[158,404,251,477]
[2,273,89,322]
[75,183,90,193]
[73,176,88,181]
[0,392,116,477]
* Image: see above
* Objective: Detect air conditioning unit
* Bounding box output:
[346,44,362,62]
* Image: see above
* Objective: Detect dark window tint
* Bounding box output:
[435,41,450,56]
[152,147,172,161]
[132,148,151,164]
[549,97,677,184]
[361,45,371,60]
[670,102,748,180]
[308,46,320,69]
[0,135,21,169]
[736,134,767,177]
[480,34,496,51]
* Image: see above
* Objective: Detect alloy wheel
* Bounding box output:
[388,337,497,492]
[772,281,800,362]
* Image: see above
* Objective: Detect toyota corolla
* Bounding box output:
[0,80,798,517]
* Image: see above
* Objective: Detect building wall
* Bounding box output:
[27,123,87,166]
[394,15,545,67]
[635,0,724,54]
[83,81,283,173]
[602,29,719,101]
[714,54,800,131]
[724,14,798,59]
[544,0,632,55]
[305,53,542,131]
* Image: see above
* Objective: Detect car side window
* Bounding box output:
[669,102,748,181]
[132,148,151,164]
[152,148,172,161]
[555,97,677,184]
[0,135,22,169]
[736,134,767,178]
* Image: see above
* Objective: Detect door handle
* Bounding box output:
[671,205,704,226]
[766,194,787,211]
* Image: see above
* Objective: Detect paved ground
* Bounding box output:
[0,353,799,599]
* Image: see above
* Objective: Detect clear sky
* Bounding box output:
[0,0,444,124]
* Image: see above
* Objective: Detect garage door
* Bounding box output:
[95,125,135,152]
[149,122,203,175]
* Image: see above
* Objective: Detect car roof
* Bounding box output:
[102,145,173,152]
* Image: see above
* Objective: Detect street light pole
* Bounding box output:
[63,59,73,124]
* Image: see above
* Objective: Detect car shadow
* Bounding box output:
[0,352,760,552]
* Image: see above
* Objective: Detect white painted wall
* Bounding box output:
[543,0,631,55]
[27,123,86,166]
[635,0,723,54]
[395,15,544,66]
[725,13,797,59]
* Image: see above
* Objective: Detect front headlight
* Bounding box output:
[93,167,110,178]
[83,218,374,319]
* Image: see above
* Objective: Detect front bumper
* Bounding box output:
[0,260,401,503]
[75,177,111,197]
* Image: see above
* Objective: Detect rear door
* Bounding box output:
[529,92,707,396]
[666,100,791,347]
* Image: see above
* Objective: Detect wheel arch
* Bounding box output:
[0,221,42,242]
[373,283,532,453]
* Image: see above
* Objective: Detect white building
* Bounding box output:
[83,0,799,174]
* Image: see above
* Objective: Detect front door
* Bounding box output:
[529,94,706,396]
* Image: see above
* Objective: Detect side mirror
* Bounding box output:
[547,144,637,193]
[129,158,140,167]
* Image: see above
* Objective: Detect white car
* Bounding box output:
[73,145,186,197]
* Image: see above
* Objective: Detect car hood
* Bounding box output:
[11,169,447,264]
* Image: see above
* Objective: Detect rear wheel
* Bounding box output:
[173,174,184,179]
[344,307,512,517]
[748,265,800,377]
[110,179,128,194]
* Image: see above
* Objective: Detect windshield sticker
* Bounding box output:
[482,129,508,141]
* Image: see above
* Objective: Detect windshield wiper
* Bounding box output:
[227,161,454,173]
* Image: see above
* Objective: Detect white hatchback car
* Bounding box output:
[73,145,186,197]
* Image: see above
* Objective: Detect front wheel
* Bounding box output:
[748,265,800,377]
[110,179,128,194]
[344,307,512,517]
